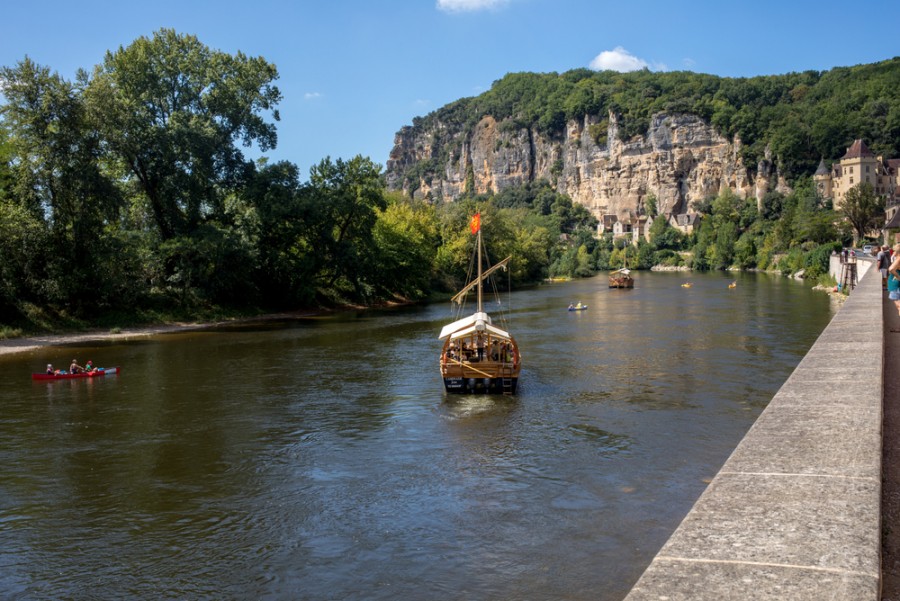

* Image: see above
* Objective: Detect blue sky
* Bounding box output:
[2,0,898,180]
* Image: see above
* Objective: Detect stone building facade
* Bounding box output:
[814,139,900,209]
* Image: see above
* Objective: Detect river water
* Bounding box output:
[0,271,836,600]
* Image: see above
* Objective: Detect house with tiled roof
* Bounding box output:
[667,212,702,235]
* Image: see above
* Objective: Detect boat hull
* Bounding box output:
[32,367,120,381]
[609,277,634,288]
[443,376,518,395]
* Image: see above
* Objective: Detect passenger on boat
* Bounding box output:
[70,359,84,374]
[85,360,95,372]
[475,334,485,361]
[46,364,54,375]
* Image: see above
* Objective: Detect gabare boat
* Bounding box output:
[32,367,120,381]
[439,213,521,395]
[608,245,634,288]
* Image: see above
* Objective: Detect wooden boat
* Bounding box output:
[608,246,634,288]
[32,367,120,381]
[439,214,520,395]
[608,268,634,288]
[568,303,588,311]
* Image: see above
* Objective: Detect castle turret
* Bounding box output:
[813,158,832,199]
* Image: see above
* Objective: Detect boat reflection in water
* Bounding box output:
[439,213,521,394]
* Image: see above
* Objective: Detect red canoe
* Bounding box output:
[32,367,120,381]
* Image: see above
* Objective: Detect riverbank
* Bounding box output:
[0,311,322,358]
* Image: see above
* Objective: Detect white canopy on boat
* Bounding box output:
[446,322,512,342]
[438,311,510,341]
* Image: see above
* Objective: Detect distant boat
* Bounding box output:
[608,247,634,288]
[568,303,588,311]
[439,214,521,395]
[728,281,737,288]
[681,282,693,288]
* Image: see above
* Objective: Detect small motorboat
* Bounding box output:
[567,303,588,311]
[32,367,120,381]
[728,281,737,288]
[681,283,693,288]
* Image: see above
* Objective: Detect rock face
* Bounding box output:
[385,111,788,220]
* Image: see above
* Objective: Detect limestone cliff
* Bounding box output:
[385,111,789,220]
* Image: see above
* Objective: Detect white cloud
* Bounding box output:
[437,0,509,13]
[589,47,666,72]
[304,92,323,100]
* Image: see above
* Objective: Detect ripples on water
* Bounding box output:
[0,272,835,600]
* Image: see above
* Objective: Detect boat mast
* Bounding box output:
[476,228,483,312]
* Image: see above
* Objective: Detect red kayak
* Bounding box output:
[32,367,120,381]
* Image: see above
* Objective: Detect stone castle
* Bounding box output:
[813,139,900,209]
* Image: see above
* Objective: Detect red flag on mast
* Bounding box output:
[469,213,481,234]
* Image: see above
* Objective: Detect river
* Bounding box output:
[0,271,836,600]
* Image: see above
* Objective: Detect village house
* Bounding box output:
[668,212,702,235]
[598,210,700,244]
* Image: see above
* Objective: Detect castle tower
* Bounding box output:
[813,158,832,200]
[833,139,877,210]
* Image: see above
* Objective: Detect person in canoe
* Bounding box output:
[70,359,84,374]
[46,363,56,375]
[85,360,95,372]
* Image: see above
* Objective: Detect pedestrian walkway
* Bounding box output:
[882,291,900,599]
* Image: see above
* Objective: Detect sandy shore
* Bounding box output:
[0,312,320,358]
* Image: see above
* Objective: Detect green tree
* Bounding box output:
[306,155,387,302]
[839,183,884,244]
[86,28,281,241]
[649,216,685,250]
[246,160,316,307]
[371,194,439,300]
[1,57,126,312]
[645,193,658,217]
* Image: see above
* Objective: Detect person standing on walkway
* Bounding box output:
[888,244,900,321]
[879,246,891,290]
